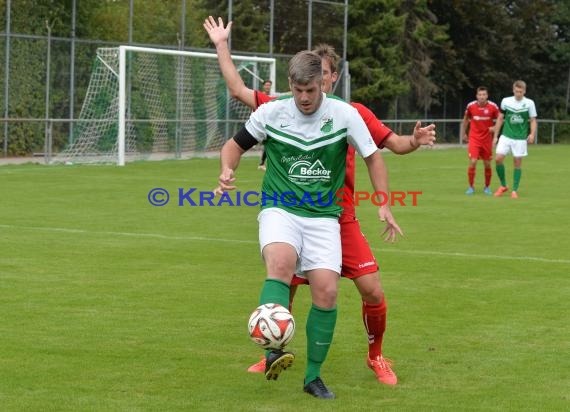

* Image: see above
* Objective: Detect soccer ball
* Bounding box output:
[247,303,295,350]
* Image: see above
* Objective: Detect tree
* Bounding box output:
[203,0,269,53]
[428,0,563,117]
[398,0,454,112]
[347,0,409,114]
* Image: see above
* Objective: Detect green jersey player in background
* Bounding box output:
[493,80,537,198]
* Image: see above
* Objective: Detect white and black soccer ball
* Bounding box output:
[247,303,295,350]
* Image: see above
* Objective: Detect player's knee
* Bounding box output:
[266,260,295,281]
[358,279,384,303]
[361,288,384,304]
[313,285,338,308]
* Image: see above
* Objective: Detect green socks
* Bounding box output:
[513,168,522,191]
[259,279,290,358]
[259,278,290,308]
[496,163,507,187]
[305,304,337,384]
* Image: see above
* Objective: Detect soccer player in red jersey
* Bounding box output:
[460,87,500,195]
[204,16,436,385]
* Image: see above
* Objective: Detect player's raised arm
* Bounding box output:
[203,16,257,110]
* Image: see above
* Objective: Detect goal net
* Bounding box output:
[54,46,276,165]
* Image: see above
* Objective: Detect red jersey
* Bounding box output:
[464,100,499,142]
[253,91,393,216]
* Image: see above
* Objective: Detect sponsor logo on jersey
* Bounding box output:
[287,159,331,184]
[280,153,314,164]
[510,114,524,124]
[320,117,333,133]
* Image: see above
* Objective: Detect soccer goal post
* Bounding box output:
[55,45,276,165]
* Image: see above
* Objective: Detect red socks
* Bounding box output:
[484,166,492,187]
[362,299,387,359]
[468,166,476,187]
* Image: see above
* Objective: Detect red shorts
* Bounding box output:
[291,213,379,286]
[468,139,492,161]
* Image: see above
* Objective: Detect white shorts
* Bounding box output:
[496,135,528,157]
[258,207,342,276]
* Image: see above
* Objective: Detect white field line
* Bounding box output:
[2,224,569,265]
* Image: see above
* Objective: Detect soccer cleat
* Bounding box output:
[265,350,294,381]
[247,356,266,373]
[465,187,474,195]
[483,186,492,195]
[257,165,266,171]
[367,355,398,385]
[303,377,335,399]
[494,186,509,197]
[511,191,518,199]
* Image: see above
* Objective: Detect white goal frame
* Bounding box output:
[55,45,276,166]
[116,46,276,166]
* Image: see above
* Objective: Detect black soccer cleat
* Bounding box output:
[264,350,294,381]
[303,377,336,399]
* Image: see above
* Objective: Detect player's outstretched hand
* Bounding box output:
[203,16,232,47]
[378,205,404,242]
[218,168,236,192]
[413,120,436,147]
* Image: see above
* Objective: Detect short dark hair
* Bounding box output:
[477,86,488,93]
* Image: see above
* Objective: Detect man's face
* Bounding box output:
[289,79,323,115]
[263,81,271,93]
[476,90,488,105]
[513,86,525,100]
[320,59,338,94]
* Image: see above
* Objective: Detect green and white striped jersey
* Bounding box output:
[245,94,377,218]
[500,96,537,140]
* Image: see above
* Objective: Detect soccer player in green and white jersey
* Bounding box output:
[493,80,537,198]
[218,50,402,399]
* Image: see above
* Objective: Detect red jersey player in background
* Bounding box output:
[204,16,436,386]
[460,86,500,195]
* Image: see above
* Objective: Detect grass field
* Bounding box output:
[1,146,569,411]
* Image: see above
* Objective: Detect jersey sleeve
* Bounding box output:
[500,98,507,112]
[346,105,378,158]
[350,102,394,148]
[528,100,538,118]
[244,103,268,143]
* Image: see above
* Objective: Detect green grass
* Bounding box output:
[1,146,569,411]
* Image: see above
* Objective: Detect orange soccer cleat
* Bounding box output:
[247,356,266,373]
[494,186,509,197]
[367,355,398,385]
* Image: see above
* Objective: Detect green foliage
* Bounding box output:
[429,0,568,118]
[2,1,570,154]
[204,0,269,52]
[348,0,410,111]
